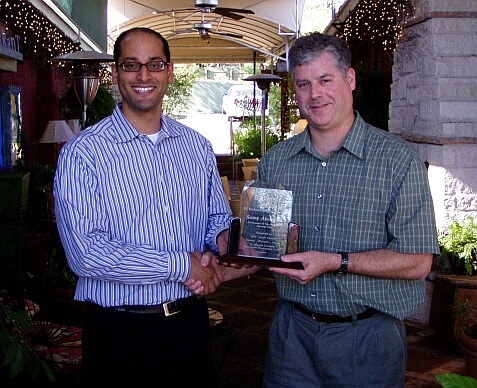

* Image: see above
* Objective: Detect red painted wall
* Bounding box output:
[1,58,70,165]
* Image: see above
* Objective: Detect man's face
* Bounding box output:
[293,52,356,133]
[112,31,173,116]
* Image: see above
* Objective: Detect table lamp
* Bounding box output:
[39,120,75,163]
[39,120,75,144]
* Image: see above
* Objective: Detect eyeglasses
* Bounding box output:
[117,61,169,72]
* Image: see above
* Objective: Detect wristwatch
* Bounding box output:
[334,252,349,275]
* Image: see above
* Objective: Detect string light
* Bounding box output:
[0,0,111,83]
[336,0,415,52]
[0,0,77,57]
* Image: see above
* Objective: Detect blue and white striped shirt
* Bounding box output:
[54,105,232,307]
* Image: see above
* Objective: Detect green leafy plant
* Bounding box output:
[438,218,477,275]
[436,372,477,387]
[0,248,82,384]
[0,292,56,383]
[163,65,199,118]
[233,117,280,159]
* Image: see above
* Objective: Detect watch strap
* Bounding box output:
[334,252,349,275]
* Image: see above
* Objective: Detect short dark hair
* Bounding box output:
[113,27,171,64]
[288,32,351,78]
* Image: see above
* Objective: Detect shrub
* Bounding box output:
[437,218,477,275]
[233,117,280,159]
[163,65,199,118]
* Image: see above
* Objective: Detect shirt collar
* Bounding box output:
[340,111,366,159]
[107,104,181,143]
[288,111,367,160]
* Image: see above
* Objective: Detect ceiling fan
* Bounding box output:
[129,0,254,40]
[129,0,254,21]
[173,1,252,40]
[174,11,244,40]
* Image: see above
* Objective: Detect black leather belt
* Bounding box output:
[294,303,378,323]
[109,295,198,316]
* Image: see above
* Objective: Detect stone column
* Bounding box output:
[389,0,477,228]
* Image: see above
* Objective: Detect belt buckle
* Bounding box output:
[163,300,181,317]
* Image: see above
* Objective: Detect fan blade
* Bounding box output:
[211,31,243,40]
[215,7,254,15]
[172,29,197,35]
[213,7,254,21]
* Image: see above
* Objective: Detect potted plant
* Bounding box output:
[0,291,56,384]
[0,288,83,385]
[436,217,477,275]
[428,218,477,343]
[454,298,477,379]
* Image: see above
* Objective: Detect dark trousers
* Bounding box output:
[263,300,407,388]
[82,298,213,388]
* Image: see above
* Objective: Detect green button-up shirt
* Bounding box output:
[258,113,440,319]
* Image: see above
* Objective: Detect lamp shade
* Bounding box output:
[39,120,75,143]
[67,119,82,135]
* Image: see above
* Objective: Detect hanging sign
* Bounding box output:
[0,23,23,61]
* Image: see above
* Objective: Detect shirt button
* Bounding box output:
[317,194,323,199]
[314,226,320,232]
[311,293,317,298]
[321,161,327,167]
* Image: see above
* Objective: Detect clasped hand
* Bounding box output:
[185,232,256,295]
[187,251,223,295]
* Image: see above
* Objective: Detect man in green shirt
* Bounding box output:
[258,32,440,387]
[187,32,440,387]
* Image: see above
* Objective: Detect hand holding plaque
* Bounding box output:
[220,181,303,269]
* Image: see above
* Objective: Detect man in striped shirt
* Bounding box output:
[55,27,230,387]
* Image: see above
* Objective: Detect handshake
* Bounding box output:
[185,232,257,296]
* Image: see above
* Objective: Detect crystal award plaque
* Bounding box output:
[220,181,303,269]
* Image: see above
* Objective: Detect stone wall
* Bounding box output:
[389,0,477,228]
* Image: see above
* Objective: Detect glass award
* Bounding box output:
[220,181,303,269]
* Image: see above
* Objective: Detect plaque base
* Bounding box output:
[219,254,304,269]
